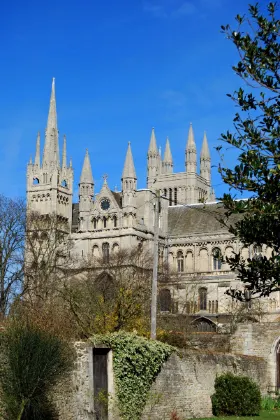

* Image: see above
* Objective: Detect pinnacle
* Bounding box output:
[148,127,157,154]
[80,149,94,184]
[35,132,40,166]
[200,131,210,159]
[163,137,173,163]
[122,142,136,179]
[186,122,196,150]
[42,78,60,167]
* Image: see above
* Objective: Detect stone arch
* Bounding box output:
[191,316,217,333]
[112,243,119,253]
[199,248,208,272]
[92,244,99,258]
[268,336,280,391]
[185,250,194,272]
[33,177,39,185]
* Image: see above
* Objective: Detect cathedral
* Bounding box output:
[26,79,280,327]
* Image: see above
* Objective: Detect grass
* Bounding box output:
[189,411,279,420]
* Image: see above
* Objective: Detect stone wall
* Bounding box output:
[52,342,267,420]
[142,351,267,420]
[230,322,280,390]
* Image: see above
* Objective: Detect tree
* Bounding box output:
[0,195,25,319]
[24,211,78,304]
[0,321,72,419]
[218,2,280,300]
[62,246,153,337]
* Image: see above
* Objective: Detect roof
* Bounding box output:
[167,203,241,237]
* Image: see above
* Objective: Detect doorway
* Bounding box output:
[93,348,110,420]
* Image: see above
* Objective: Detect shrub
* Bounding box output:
[211,373,261,416]
[0,322,73,420]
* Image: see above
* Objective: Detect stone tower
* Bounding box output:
[26,78,73,229]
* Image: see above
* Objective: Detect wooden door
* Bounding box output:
[93,348,109,420]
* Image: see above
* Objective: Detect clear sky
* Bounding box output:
[0,0,252,201]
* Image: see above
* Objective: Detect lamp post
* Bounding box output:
[151,189,160,340]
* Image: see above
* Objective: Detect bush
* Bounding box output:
[0,322,73,420]
[211,373,261,416]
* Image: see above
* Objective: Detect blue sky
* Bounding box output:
[0,0,252,201]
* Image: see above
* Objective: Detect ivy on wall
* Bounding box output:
[91,331,174,420]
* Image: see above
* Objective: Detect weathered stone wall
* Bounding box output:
[52,342,267,420]
[142,351,267,420]
[230,322,280,390]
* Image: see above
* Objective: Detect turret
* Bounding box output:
[200,132,211,184]
[162,137,173,174]
[122,142,137,208]
[147,128,160,186]
[185,123,197,174]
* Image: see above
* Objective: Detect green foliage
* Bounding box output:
[0,322,73,420]
[218,2,280,299]
[262,395,280,411]
[91,331,174,420]
[211,373,261,416]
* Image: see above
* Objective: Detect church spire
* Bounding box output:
[147,127,160,186]
[62,135,67,169]
[200,131,210,159]
[162,137,173,174]
[35,132,40,167]
[42,78,60,168]
[80,149,94,184]
[200,131,211,183]
[148,127,157,153]
[185,123,197,173]
[122,142,136,179]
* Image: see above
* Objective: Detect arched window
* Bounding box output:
[102,242,110,263]
[103,217,107,228]
[199,287,207,311]
[92,245,99,258]
[33,178,39,185]
[93,218,97,229]
[164,188,167,197]
[112,243,119,253]
[159,289,171,312]
[213,247,222,270]
[177,250,184,272]
[113,215,117,228]
[252,245,262,259]
[169,188,172,206]
[61,180,67,188]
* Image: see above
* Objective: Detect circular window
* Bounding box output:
[100,198,110,211]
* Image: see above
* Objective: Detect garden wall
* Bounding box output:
[52,342,267,420]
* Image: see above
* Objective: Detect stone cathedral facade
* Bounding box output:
[26,80,280,327]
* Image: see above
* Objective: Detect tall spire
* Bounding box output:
[186,123,196,151]
[122,142,136,179]
[200,131,210,159]
[42,78,60,168]
[80,149,94,184]
[200,131,211,183]
[62,135,67,169]
[35,132,40,167]
[148,127,157,153]
[185,123,197,173]
[163,137,172,163]
[162,137,173,174]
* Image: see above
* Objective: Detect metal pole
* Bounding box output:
[151,190,160,340]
